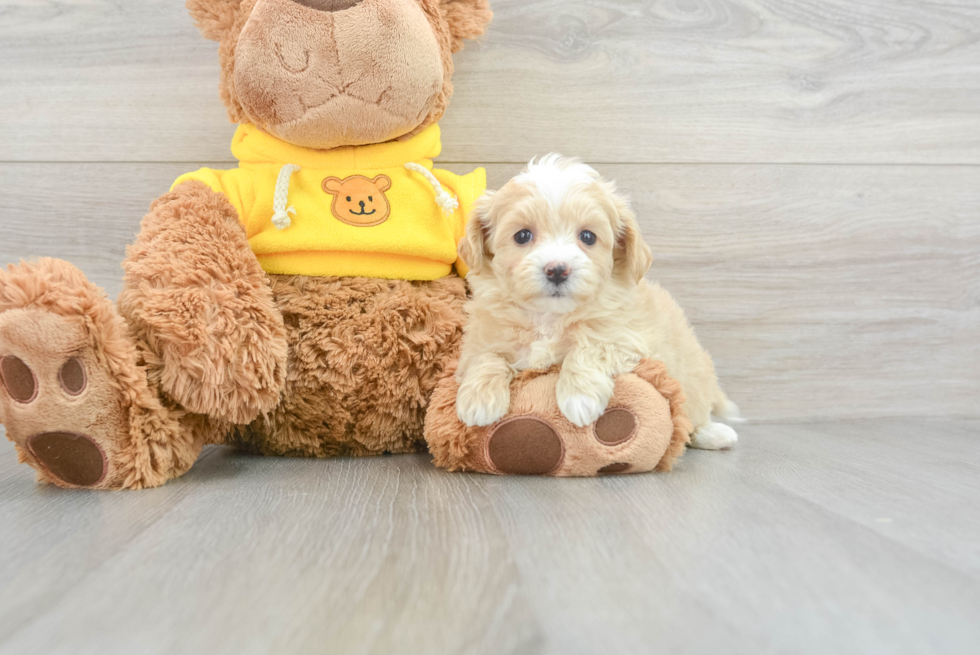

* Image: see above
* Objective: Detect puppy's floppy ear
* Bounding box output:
[458,192,495,275]
[611,192,653,284]
[187,0,245,42]
[441,0,493,53]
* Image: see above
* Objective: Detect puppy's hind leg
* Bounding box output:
[689,390,742,449]
[713,396,746,425]
[690,421,738,450]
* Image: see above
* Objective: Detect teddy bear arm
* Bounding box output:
[118,181,288,425]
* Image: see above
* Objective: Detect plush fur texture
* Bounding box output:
[456,156,736,445]
[426,358,692,476]
[118,181,289,426]
[233,274,466,457]
[0,0,491,489]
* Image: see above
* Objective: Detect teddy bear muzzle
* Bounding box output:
[234,0,445,150]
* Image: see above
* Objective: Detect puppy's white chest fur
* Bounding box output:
[514,312,569,371]
[520,339,560,370]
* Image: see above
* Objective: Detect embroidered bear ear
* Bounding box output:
[372,175,392,193]
[322,177,344,195]
[187,0,246,42]
[440,0,493,53]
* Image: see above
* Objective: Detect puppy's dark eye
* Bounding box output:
[579,230,597,246]
[514,229,533,245]
[346,196,352,202]
[368,196,373,202]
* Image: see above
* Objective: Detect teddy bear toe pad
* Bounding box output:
[487,417,564,475]
[598,462,632,475]
[1,355,39,403]
[594,408,637,445]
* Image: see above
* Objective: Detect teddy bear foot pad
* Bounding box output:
[487,411,640,475]
[0,311,120,488]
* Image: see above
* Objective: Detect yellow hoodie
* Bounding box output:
[172,124,485,280]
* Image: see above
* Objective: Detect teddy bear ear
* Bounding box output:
[322,177,344,194]
[372,175,392,193]
[186,0,246,42]
[440,0,493,53]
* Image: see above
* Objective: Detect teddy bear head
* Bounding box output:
[187,0,492,150]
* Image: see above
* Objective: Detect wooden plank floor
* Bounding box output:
[1,419,979,655]
[1,0,979,653]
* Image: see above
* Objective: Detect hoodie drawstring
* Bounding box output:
[404,163,459,215]
[271,164,301,230]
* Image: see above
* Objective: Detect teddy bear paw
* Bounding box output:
[426,360,691,478]
[0,311,121,488]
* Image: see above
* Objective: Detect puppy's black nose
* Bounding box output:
[359,200,366,208]
[545,263,571,285]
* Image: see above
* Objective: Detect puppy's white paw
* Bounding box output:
[556,370,614,428]
[456,378,511,427]
[690,421,738,450]
[558,393,606,428]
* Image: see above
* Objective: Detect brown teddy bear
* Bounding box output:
[0,0,492,490]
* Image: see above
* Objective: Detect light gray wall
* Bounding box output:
[2,0,978,421]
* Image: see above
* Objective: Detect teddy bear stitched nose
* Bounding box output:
[291,0,364,11]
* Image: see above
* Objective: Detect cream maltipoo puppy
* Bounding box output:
[454,155,739,450]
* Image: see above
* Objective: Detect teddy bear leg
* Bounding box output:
[0,259,204,489]
[118,181,289,426]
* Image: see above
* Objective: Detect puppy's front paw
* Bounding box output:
[456,376,511,427]
[558,393,607,428]
[557,370,615,428]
